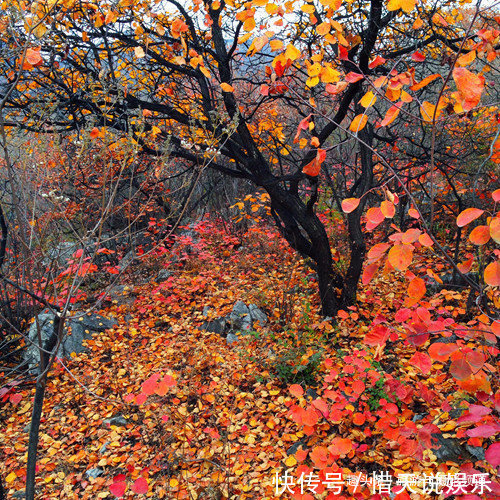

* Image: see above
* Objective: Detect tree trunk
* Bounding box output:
[25,315,61,500]
[340,126,373,308]
[266,182,342,316]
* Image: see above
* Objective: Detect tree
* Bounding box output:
[1,0,498,316]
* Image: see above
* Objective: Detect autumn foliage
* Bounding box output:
[0,0,499,498]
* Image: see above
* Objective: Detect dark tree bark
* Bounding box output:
[25,315,62,500]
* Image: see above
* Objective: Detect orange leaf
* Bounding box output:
[328,437,352,456]
[302,148,326,176]
[418,232,434,247]
[310,446,331,468]
[410,73,441,91]
[453,67,485,111]
[379,105,400,127]
[341,198,360,213]
[388,244,413,271]
[490,217,500,243]
[406,277,426,306]
[484,261,500,287]
[367,242,390,261]
[353,413,366,425]
[26,47,43,66]
[350,114,368,132]
[289,384,304,398]
[428,342,458,362]
[408,208,420,219]
[456,207,484,227]
[492,189,500,202]
[380,200,395,218]
[366,207,384,225]
[469,225,490,245]
[345,72,364,83]
[220,82,234,92]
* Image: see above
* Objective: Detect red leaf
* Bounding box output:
[409,351,431,374]
[450,357,472,380]
[364,325,390,346]
[362,261,379,285]
[345,72,364,83]
[141,373,160,395]
[493,189,500,202]
[110,481,127,498]
[328,437,352,456]
[411,51,425,61]
[294,114,311,143]
[428,343,458,362]
[466,424,500,438]
[132,477,149,494]
[485,442,500,467]
[9,393,22,405]
[456,207,484,227]
[155,375,176,396]
[369,56,386,69]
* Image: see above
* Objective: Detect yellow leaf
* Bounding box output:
[359,90,376,108]
[243,17,256,32]
[350,114,368,132]
[316,22,330,35]
[269,39,283,51]
[6,472,16,483]
[170,478,179,487]
[387,0,415,13]
[301,4,315,13]
[285,455,297,467]
[285,43,301,61]
[220,82,234,92]
[134,46,145,58]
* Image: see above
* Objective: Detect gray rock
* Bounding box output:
[202,306,211,317]
[103,414,128,427]
[466,445,485,461]
[201,318,227,335]
[229,301,252,331]
[99,441,110,454]
[86,468,104,479]
[226,333,239,344]
[156,269,173,282]
[24,311,117,371]
[12,490,25,498]
[42,241,81,267]
[433,434,475,462]
[249,304,267,326]
[104,285,135,306]
[118,250,136,271]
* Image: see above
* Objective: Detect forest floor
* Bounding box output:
[1,220,499,499]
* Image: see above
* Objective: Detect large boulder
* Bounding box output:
[25,310,117,371]
[201,301,268,344]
